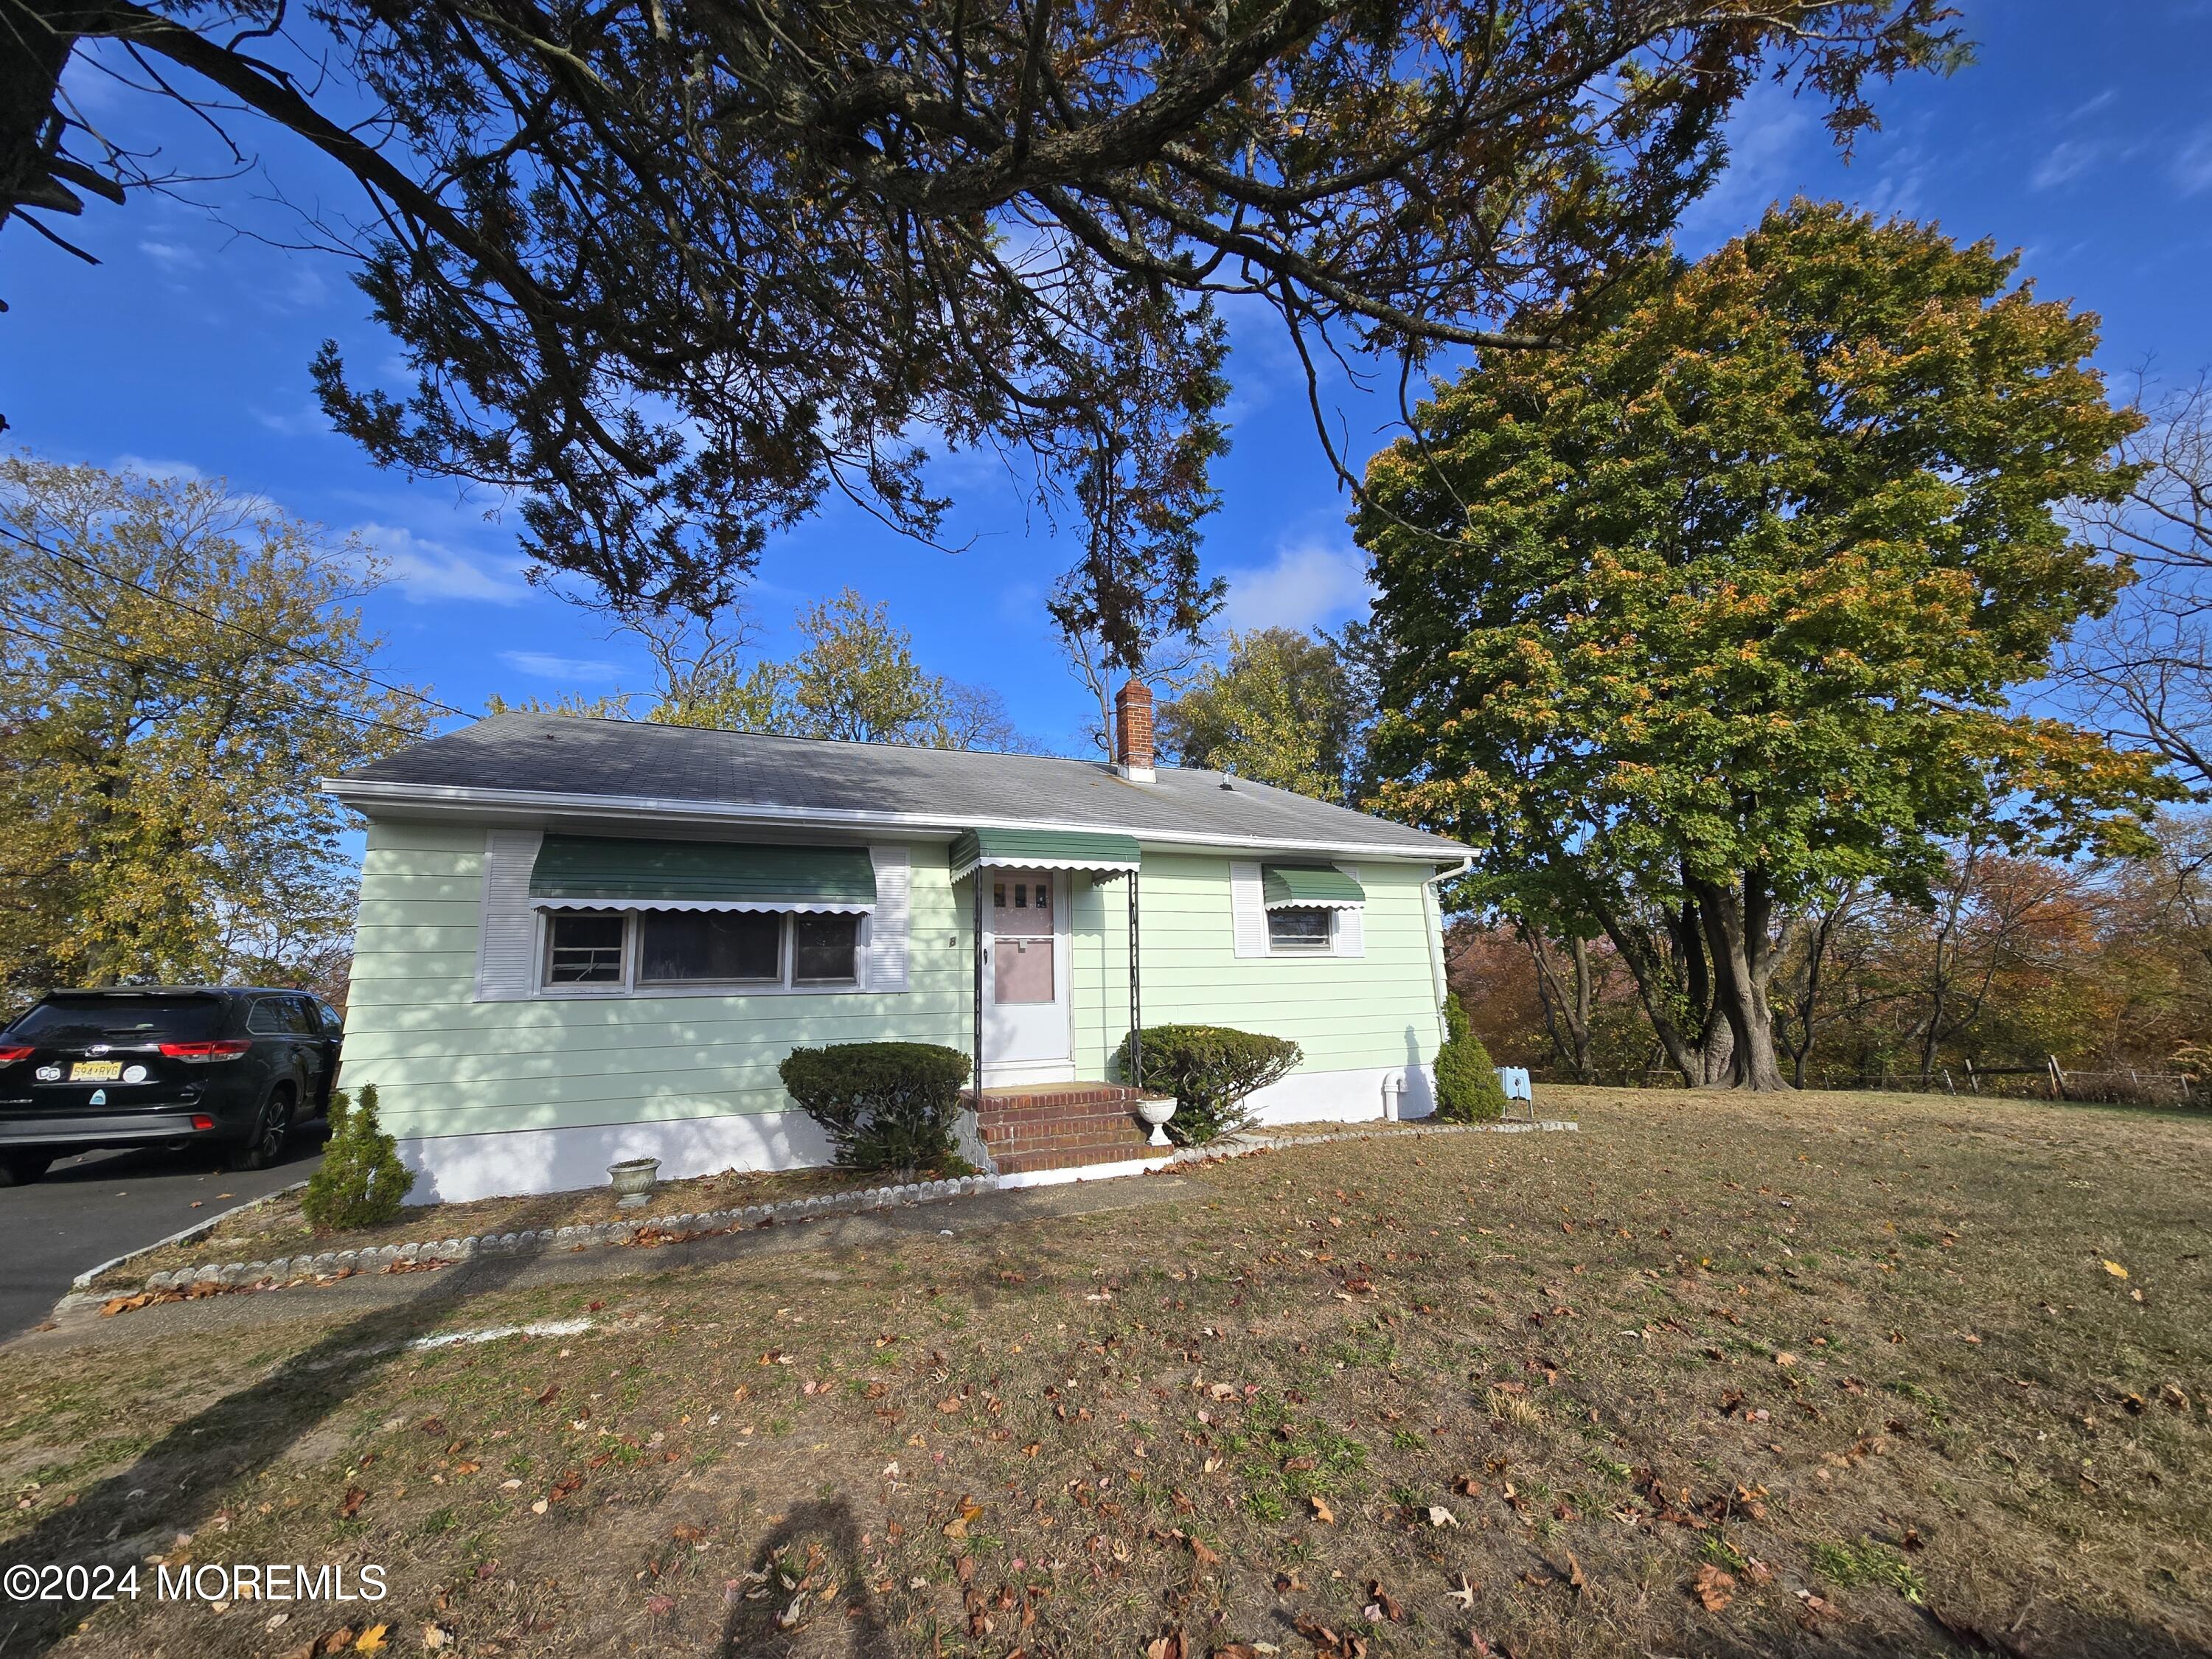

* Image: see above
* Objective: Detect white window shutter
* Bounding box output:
[1332,863,1366,958]
[475,828,545,1001]
[1230,860,1267,958]
[865,844,911,992]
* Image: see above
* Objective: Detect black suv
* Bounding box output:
[0,987,342,1185]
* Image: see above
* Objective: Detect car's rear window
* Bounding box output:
[8,996,226,1043]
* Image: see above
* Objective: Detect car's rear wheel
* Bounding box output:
[0,1151,52,1186]
[228,1084,296,1172]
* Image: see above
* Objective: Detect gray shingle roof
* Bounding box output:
[329,713,1465,860]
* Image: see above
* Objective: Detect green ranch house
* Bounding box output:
[324,681,1470,1201]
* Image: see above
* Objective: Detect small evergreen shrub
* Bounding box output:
[1433,995,1509,1123]
[1115,1024,1301,1146]
[779,1041,970,1178]
[302,1082,415,1229]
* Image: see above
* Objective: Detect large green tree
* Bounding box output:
[495,590,1024,750]
[1158,627,1365,801]
[0,457,431,1009]
[1360,201,2172,1091]
[4,2,1958,653]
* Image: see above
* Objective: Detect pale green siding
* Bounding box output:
[1074,855,1448,1079]
[345,820,1448,1142]
[344,819,969,1141]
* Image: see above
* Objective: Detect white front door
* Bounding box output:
[982,868,1072,1080]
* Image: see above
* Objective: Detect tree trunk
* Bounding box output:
[1523,925,1595,1082]
[1581,888,1705,1086]
[1688,872,1793,1091]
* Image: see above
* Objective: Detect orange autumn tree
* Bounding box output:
[1360,201,2176,1091]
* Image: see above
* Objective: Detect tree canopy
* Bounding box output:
[1157,626,1365,801]
[492,589,1025,749]
[0,456,431,1009]
[7,1,1960,655]
[1359,201,2174,1091]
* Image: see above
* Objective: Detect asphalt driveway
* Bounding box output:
[0,1129,326,1335]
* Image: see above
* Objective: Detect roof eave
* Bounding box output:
[321,776,1472,863]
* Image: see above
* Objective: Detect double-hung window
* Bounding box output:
[1265,906,1335,953]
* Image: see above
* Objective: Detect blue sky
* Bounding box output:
[7,1,2211,758]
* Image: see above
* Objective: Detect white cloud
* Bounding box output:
[1220,540,1371,633]
[138,238,201,271]
[353,524,529,604]
[2031,139,2108,190]
[1674,86,1819,249]
[498,650,622,682]
[255,402,330,439]
[2065,88,2118,123]
[2173,125,2212,195]
[111,455,205,481]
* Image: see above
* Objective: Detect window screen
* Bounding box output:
[637,911,782,983]
[1265,908,1333,952]
[546,913,626,984]
[792,913,861,984]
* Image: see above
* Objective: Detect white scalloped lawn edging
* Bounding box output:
[109,1173,1000,1299]
[95,1115,1579,1303]
[71,1178,312,1291]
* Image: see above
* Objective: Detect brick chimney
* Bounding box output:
[1113,678,1156,782]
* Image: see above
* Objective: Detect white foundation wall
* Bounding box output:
[394,1062,1430,1202]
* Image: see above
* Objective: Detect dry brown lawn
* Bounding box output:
[4,1085,2208,1658]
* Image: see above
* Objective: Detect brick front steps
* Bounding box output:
[967,1083,1164,1175]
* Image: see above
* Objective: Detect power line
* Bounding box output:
[0,521,476,721]
[0,615,442,747]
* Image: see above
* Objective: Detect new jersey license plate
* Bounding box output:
[69,1060,123,1082]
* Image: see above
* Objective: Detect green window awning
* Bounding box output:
[1262,863,1365,909]
[950,827,1142,880]
[529,836,876,913]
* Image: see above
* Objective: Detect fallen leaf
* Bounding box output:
[2102,1260,2129,1279]
[1426,1505,1458,1528]
[353,1628,389,1655]
[1144,1632,1186,1659]
[338,1487,366,1519]
[1444,1574,1475,1611]
[942,1498,983,1539]
[1309,1495,1334,1523]
[1693,1564,1735,1613]
[1567,1551,1587,1595]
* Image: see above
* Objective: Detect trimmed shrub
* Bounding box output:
[1433,995,1509,1123]
[302,1083,415,1230]
[779,1041,971,1178]
[1115,1024,1301,1146]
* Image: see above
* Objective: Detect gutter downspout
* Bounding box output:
[1422,856,1472,1023]
[1129,869,1143,1090]
[972,872,985,1095]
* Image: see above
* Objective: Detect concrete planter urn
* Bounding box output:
[608,1157,661,1208]
[1134,1095,1180,1149]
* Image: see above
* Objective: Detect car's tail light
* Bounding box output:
[190,1114,215,1131]
[0,1045,32,1062]
[159,1040,252,1062]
